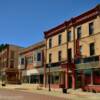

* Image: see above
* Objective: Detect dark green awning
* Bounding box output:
[83,69,92,74]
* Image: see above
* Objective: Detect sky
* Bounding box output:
[0,0,100,47]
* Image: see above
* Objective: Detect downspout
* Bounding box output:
[72,18,76,89]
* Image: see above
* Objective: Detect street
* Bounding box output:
[0,89,67,100]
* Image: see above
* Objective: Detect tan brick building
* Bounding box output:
[18,41,46,86]
[44,5,100,89]
[0,44,23,84]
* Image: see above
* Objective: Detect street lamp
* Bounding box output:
[48,63,51,91]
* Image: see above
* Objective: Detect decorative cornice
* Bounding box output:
[44,4,100,38]
[19,41,45,55]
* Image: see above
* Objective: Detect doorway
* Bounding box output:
[68,75,72,88]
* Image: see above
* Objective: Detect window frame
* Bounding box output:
[89,22,94,35]
[89,42,95,56]
[58,34,62,45]
[77,26,82,39]
[67,31,71,42]
[58,51,62,62]
[49,38,52,48]
[49,53,52,63]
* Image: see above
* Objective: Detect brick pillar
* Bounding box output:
[65,64,68,89]
[72,64,76,89]
[72,73,75,89]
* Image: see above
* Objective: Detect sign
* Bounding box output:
[75,39,81,59]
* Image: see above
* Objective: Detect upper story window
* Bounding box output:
[10,61,14,68]
[49,38,52,48]
[34,51,42,61]
[67,31,71,42]
[89,43,95,56]
[68,48,72,62]
[58,51,62,62]
[21,58,24,65]
[89,22,94,35]
[49,53,52,63]
[10,50,15,59]
[77,27,81,39]
[58,34,62,45]
[37,52,41,61]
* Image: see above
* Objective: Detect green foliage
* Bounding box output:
[0,44,8,52]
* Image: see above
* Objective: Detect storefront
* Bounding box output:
[6,68,21,84]
[22,68,44,85]
[76,68,100,88]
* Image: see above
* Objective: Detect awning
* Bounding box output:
[22,69,39,76]
[83,69,92,74]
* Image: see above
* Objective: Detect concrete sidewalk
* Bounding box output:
[0,83,100,100]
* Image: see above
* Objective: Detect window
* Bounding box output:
[21,58,24,65]
[10,61,14,68]
[68,48,72,62]
[67,31,71,42]
[90,43,95,56]
[37,52,41,61]
[58,34,62,45]
[49,53,52,63]
[48,72,59,84]
[58,51,62,61]
[10,51,15,59]
[89,22,94,35]
[49,38,52,48]
[77,27,81,39]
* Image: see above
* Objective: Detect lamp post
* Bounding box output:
[48,63,51,91]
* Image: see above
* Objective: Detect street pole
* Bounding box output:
[48,63,51,91]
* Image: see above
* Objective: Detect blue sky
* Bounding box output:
[0,0,99,47]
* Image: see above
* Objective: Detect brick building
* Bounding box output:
[44,5,100,89]
[18,41,46,86]
[0,44,23,84]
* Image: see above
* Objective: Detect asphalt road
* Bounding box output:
[0,89,67,100]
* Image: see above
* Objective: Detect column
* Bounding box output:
[72,73,76,89]
[72,64,76,89]
[65,64,68,89]
[44,73,47,87]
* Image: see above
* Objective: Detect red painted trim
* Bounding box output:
[44,5,100,39]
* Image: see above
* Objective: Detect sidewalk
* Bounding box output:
[0,83,100,100]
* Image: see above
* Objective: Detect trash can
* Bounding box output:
[2,81,6,86]
[62,88,67,93]
[2,83,6,86]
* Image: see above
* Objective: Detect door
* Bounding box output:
[68,75,72,88]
